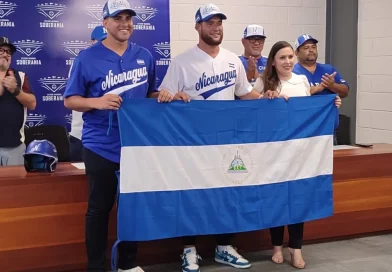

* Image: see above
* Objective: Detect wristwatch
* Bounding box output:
[12,87,21,97]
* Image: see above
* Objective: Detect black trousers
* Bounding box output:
[269,223,304,249]
[183,233,234,246]
[83,147,137,271]
[69,135,83,162]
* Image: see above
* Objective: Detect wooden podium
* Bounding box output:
[1,144,392,272]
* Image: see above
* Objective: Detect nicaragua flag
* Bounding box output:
[116,95,337,242]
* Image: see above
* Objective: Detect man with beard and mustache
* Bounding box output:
[239,24,268,85]
[293,34,349,97]
[152,3,269,272]
[0,37,36,166]
[293,34,349,145]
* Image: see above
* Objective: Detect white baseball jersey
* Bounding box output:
[158,46,252,100]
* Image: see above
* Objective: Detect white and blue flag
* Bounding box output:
[116,95,338,241]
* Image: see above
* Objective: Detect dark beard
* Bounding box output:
[200,32,223,46]
[306,54,317,62]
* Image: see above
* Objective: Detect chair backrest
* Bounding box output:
[336,114,351,145]
[24,125,70,162]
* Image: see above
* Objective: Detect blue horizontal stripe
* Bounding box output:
[117,175,333,241]
[118,94,338,147]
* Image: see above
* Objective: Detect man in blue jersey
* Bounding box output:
[293,34,349,145]
[64,0,155,271]
[293,34,349,97]
[239,25,268,85]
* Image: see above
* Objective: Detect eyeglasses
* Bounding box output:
[0,48,12,56]
[247,38,265,44]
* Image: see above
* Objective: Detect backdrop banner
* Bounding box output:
[0,0,170,131]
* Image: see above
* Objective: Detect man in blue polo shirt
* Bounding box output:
[64,0,155,271]
[293,34,349,97]
[239,24,268,85]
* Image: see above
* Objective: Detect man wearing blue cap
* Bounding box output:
[64,0,156,271]
[239,24,268,85]
[69,26,107,163]
[153,3,265,272]
[90,25,107,45]
[293,34,349,97]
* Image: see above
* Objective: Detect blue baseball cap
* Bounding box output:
[195,3,227,23]
[102,0,136,19]
[294,34,318,50]
[91,26,107,41]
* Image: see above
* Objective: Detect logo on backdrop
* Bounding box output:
[13,40,43,66]
[85,4,103,29]
[25,113,47,128]
[64,113,72,125]
[36,3,66,28]
[63,41,89,66]
[39,76,68,102]
[0,1,17,27]
[133,6,157,31]
[153,42,171,66]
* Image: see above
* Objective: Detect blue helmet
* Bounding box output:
[24,139,58,172]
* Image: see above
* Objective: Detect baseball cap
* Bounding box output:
[91,26,107,41]
[294,34,318,50]
[0,36,16,54]
[244,24,266,39]
[195,3,227,23]
[102,0,136,19]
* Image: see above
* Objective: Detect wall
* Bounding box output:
[357,0,392,144]
[169,0,327,63]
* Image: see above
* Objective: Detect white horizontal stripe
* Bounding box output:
[120,135,333,193]
[105,79,148,96]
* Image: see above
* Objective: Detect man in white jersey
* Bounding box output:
[154,4,266,272]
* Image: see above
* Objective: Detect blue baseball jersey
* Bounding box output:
[293,63,349,95]
[238,55,267,83]
[64,42,156,163]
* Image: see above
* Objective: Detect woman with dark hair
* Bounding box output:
[253,41,341,269]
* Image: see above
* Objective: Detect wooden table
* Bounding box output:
[1,144,392,272]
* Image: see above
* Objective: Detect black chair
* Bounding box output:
[336,114,351,145]
[24,125,70,162]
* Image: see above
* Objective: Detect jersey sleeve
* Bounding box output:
[238,55,248,71]
[253,77,264,93]
[300,75,311,96]
[158,59,183,94]
[64,56,88,98]
[332,66,349,88]
[234,59,253,97]
[147,53,157,95]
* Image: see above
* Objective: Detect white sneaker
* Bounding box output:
[214,246,251,269]
[118,266,145,272]
[181,248,201,272]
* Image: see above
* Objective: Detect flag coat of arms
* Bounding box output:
[116,95,337,242]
